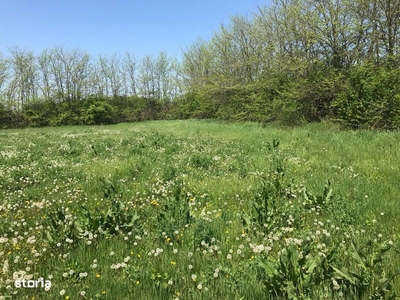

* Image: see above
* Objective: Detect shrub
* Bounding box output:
[22,99,58,127]
[81,101,116,125]
[334,64,400,129]
[0,101,16,128]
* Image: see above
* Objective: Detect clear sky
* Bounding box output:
[1,0,270,59]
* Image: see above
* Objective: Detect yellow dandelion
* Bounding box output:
[170,261,176,265]
[96,274,101,278]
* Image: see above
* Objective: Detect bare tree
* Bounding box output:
[154,52,172,100]
[0,53,9,98]
[98,54,124,97]
[124,52,138,96]
[139,55,156,98]
[37,49,53,99]
[45,47,91,100]
[7,48,38,109]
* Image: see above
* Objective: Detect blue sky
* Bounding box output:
[1,0,270,59]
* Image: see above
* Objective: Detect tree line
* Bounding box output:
[0,48,183,127]
[178,0,400,129]
[0,48,181,106]
[1,0,400,129]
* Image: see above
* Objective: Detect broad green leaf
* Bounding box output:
[331,265,356,284]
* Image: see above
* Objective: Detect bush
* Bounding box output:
[81,101,116,125]
[334,64,400,129]
[109,96,164,122]
[0,101,16,128]
[22,99,59,127]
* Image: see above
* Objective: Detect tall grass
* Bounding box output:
[0,120,399,299]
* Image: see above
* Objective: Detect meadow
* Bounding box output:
[0,120,399,299]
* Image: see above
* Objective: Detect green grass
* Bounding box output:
[0,120,399,299]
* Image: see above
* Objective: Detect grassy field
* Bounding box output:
[0,120,399,299]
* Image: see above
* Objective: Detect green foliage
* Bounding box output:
[213,85,271,122]
[166,92,200,119]
[49,110,81,126]
[0,95,168,128]
[176,89,221,119]
[331,238,400,299]
[250,174,398,299]
[44,177,142,246]
[111,96,164,122]
[295,65,342,123]
[334,64,400,129]
[53,98,86,126]
[43,205,80,246]
[256,243,332,299]
[150,178,193,238]
[81,100,116,125]
[0,101,18,128]
[22,99,60,127]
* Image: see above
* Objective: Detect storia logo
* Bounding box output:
[14,278,52,289]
